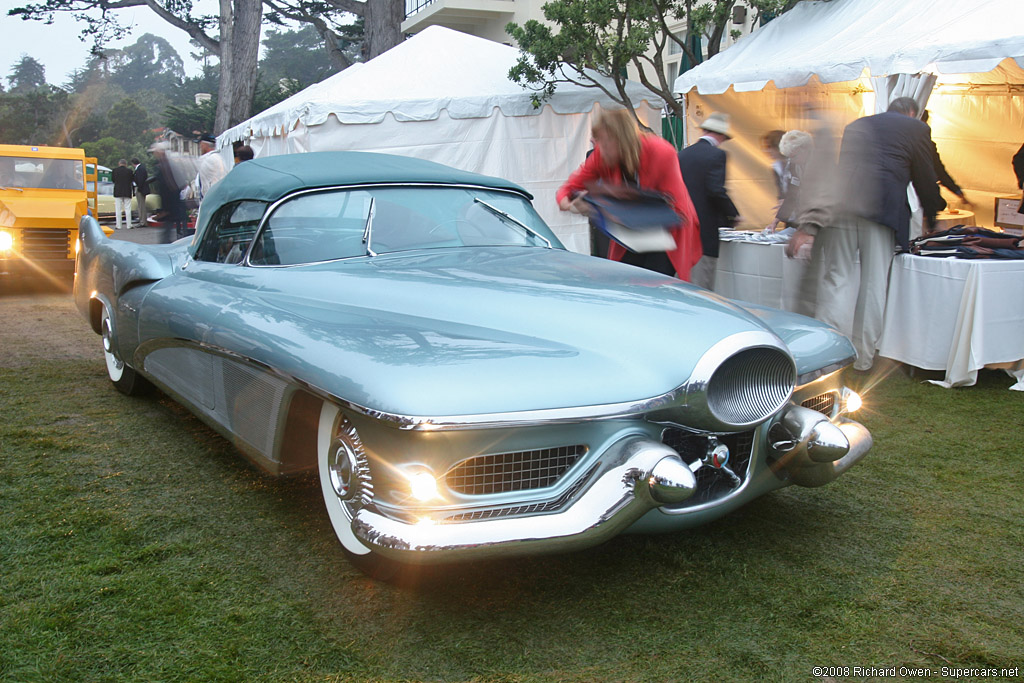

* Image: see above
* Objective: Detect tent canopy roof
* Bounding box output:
[674,0,1024,94]
[221,26,661,144]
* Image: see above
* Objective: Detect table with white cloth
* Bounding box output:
[877,254,1024,389]
[713,239,816,316]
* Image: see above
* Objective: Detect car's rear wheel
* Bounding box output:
[317,403,403,580]
[99,304,149,395]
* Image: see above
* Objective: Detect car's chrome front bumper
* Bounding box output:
[352,435,698,564]
[351,405,874,564]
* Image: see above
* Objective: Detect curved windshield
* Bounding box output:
[248,186,556,266]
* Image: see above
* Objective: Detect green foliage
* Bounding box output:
[107,33,186,95]
[259,25,335,87]
[0,87,69,145]
[508,0,804,121]
[80,136,145,168]
[164,97,217,138]
[6,54,47,93]
[508,0,679,118]
[103,97,151,143]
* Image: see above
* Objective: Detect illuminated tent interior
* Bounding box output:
[672,0,1024,228]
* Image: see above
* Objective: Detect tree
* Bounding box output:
[9,0,397,134]
[508,0,797,122]
[108,33,185,94]
[7,55,47,93]
[164,98,217,137]
[9,0,262,134]
[0,88,70,144]
[104,97,152,142]
[259,25,336,87]
[81,136,142,168]
[508,0,685,120]
[263,0,396,63]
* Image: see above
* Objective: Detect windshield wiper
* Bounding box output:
[473,198,552,248]
[0,186,24,192]
[362,196,377,257]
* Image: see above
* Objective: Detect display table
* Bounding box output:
[713,239,816,316]
[877,254,1024,389]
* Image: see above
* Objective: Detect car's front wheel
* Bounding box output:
[317,403,403,580]
[99,304,149,395]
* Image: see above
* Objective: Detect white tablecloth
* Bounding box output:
[878,254,1024,389]
[714,240,816,316]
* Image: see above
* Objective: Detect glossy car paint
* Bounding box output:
[74,151,871,565]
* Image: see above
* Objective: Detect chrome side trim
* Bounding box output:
[351,436,694,563]
[134,330,799,432]
[796,358,855,386]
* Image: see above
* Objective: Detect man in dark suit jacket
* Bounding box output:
[131,157,150,227]
[789,97,943,372]
[111,158,135,230]
[677,112,739,289]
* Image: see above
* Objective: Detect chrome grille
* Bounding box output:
[444,445,587,495]
[661,429,755,507]
[707,347,795,426]
[22,228,70,260]
[802,392,836,416]
[443,469,594,522]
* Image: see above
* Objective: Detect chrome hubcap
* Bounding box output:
[329,440,358,500]
[101,313,123,370]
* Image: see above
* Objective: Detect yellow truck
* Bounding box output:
[0,144,103,278]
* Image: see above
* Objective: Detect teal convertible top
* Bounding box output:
[194,151,532,238]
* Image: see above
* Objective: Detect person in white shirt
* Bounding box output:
[195,134,227,202]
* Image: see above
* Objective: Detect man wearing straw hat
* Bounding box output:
[677,111,740,290]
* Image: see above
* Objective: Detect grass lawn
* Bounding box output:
[1,292,1022,682]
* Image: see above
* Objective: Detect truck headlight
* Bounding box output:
[0,230,13,253]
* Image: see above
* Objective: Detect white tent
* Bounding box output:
[219,26,664,253]
[672,0,1024,228]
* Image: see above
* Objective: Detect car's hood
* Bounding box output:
[191,248,811,418]
[1,195,85,228]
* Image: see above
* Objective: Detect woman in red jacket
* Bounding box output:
[557,108,701,281]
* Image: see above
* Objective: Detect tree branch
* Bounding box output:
[321,0,365,17]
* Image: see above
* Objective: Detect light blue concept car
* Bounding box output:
[74,151,872,577]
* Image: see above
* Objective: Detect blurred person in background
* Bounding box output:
[150,143,191,242]
[677,112,740,290]
[767,129,814,232]
[787,96,943,372]
[762,129,787,199]
[557,108,701,280]
[131,157,150,228]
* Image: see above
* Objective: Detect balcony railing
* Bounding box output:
[406,0,437,18]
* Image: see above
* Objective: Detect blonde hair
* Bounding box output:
[593,108,642,177]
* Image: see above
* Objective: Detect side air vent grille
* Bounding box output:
[444,445,587,495]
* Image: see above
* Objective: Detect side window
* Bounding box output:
[195,200,268,263]
[249,191,372,266]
